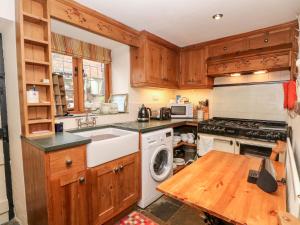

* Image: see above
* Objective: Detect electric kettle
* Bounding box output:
[137,104,151,122]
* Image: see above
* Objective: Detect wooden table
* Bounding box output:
[157,151,286,225]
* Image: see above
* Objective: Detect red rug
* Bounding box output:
[116,211,159,225]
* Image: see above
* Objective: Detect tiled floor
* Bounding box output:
[138,196,207,225]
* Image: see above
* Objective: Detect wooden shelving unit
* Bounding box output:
[173,141,197,149]
[16,0,55,137]
[52,73,67,116]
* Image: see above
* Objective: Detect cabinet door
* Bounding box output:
[180,48,210,87]
[49,171,88,225]
[116,153,139,211]
[90,160,118,225]
[163,48,178,86]
[208,38,248,57]
[248,28,291,50]
[146,40,164,83]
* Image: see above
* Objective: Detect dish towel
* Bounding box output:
[198,135,214,156]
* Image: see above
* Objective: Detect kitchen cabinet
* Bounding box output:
[22,140,140,225]
[163,48,179,86]
[131,31,179,89]
[179,48,213,88]
[89,153,139,225]
[208,38,248,57]
[248,27,292,50]
[49,171,88,225]
[22,142,89,225]
[146,40,164,83]
[207,48,290,77]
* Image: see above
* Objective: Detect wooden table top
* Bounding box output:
[157,151,286,225]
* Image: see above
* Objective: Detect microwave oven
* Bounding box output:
[170,103,193,118]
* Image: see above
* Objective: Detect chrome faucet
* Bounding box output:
[76,111,97,129]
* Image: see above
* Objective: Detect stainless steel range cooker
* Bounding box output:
[198,117,288,161]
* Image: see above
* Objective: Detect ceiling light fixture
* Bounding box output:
[212,14,223,20]
[254,70,268,75]
[231,73,241,77]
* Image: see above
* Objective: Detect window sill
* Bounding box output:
[55,112,129,119]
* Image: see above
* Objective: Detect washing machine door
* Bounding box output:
[150,145,172,182]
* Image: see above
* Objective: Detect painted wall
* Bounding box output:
[0,2,28,224]
[212,71,289,121]
[0,1,15,22]
[289,116,300,173]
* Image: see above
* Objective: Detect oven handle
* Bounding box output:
[214,138,234,146]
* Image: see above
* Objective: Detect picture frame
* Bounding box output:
[108,94,128,113]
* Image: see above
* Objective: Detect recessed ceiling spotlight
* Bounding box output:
[212,14,223,20]
[231,73,241,77]
[254,70,268,75]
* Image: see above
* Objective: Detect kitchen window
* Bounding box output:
[52,53,111,113]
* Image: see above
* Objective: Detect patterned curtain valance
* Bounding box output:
[51,32,112,64]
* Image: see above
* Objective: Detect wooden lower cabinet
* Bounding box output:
[89,153,140,225]
[49,171,89,225]
[22,140,140,225]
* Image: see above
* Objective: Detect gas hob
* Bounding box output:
[198,117,287,142]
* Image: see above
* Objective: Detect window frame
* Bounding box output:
[52,52,111,114]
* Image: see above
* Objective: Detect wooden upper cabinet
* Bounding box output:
[208,38,248,57]
[248,27,292,50]
[179,48,212,88]
[207,49,290,77]
[130,31,179,89]
[146,40,164,83]
[163,48,178,85]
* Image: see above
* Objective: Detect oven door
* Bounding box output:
[198,134,236,154]
[236,139,275,159]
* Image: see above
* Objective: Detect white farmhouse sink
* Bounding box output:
[75,128,139,167]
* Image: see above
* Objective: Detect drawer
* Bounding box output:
[48,145,86,177]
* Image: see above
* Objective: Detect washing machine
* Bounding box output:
[138,128,173,209]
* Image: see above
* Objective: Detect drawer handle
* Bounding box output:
[113,167,119,173]
[65,159,73,167]
[264,38,269,43]
[79,177,85,184]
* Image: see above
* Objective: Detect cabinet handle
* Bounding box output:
[113,167,119,173]
[65,159,73,167]
[230,140,233,146]
[79,176,85,184]
[119,165,124,172]
[223,46,227,51]
[236,141,240,147]
[264,38,269,43]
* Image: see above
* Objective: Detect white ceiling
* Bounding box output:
[75,0,300,47]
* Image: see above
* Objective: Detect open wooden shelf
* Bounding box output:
[24,37,49,46]
[28,119,52,124]
[25,59,50,66]
[173,141,197,149]
[23,12,48,23]
[27,102,51,106]
[16,0,55,137]
[26,81,50,86]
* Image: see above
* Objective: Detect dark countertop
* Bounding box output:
[112,119,199,133]
[23,119,200,152]
[22,132,92,152]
